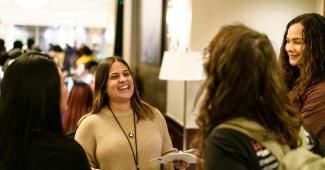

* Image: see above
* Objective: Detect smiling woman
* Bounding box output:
[279,13,325,143]
[285,23,305,66]
[75,56,189,170]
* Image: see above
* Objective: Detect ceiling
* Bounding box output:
[0,0,115,28]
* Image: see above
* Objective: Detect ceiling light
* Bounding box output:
[14,0,48,10]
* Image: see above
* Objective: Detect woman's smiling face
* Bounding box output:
[106,61,134,103]
[285,22,305,66]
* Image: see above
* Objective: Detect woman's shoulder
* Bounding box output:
[303,81,325,99]
[31,132,85,152]
[307,81,325,91]
[208,127,253,147]
[315,81,325,91]
[78,108,109,126]
[149,107,166,122]
[26,134,90,169]
[77,113,97,129]
[206,127,277,170]
[139,105,167,128]
[151,106,162,116]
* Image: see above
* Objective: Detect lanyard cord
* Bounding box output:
[108,106,139,170]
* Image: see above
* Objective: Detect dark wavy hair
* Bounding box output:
[63,82,93,134]
[90,56,154,120]
[195,24,302,168]
[279,13,325,107]
[0,53,63,169]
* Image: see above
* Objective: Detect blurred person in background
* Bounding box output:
[49,44,65,70]
[2,40,23,72]
[0,38,7,66]
[63,44,78,73]
[75,45,94,67]
[74,61,98,90]
[63,82,93,138]
[0,39,7,83]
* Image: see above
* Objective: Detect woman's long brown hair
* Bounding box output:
[194,24,302,169]
[279,13,325,108]
[91,56,155,120]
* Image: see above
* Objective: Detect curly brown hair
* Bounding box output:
[279,13,325,108]
[194,24,302,169]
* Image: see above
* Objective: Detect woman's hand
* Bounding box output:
[173,160,189,170]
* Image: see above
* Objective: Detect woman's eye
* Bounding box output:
[123,72,130,76]
[294,41,303,45]
[110,75,119,79]
[286,38,304,45]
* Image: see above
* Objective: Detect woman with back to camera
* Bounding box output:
[195,24,325,170]
[279,13,325,142]
[75,56,188,170]
[0,53,90,170]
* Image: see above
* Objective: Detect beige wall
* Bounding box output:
[191,0,320,52]
[316,0,324,15]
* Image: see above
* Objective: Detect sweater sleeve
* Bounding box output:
[151,108,174,153]
[301,82,325,138]
[154,109,175,170]
[75,116,99,169]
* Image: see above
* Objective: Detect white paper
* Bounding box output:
[151,150,199,164]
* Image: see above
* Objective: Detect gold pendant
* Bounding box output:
[128,131,134,138]
[128,128,134,138]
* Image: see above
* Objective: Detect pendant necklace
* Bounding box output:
[108,106,139,170]
[128,128,135,138]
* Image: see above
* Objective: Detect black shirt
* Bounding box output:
[22,132,90,170]
[204,125,325,170]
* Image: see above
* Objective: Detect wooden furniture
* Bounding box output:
[165,115,198,170]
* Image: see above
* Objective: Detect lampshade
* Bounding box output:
[159,51,205,81]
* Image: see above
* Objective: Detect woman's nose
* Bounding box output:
[119,75,127,82]
[286,43,294,52]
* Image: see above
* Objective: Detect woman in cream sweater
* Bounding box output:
[75,56,187,170]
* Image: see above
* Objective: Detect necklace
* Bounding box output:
[128,128,135,138]
[108,106,139,170]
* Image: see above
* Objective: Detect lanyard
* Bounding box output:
[108,106,139,170]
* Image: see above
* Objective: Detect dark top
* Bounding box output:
[204,125,325,170]
[22,131,90,170]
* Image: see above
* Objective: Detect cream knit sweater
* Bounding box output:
[75,106,175,170]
